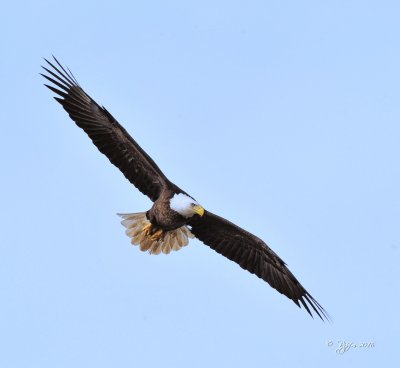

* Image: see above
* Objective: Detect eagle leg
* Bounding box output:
[143,222,153,236]
[150,228,164,241]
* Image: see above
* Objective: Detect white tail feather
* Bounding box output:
[118,212,193,255]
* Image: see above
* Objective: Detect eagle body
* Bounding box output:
[148,192,195,231]
[42,57,329,321]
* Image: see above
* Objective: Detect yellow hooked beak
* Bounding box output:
[192,205,205,217]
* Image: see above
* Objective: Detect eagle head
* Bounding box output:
[170,193,205,218]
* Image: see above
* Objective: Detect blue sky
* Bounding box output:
[1,1,399,367]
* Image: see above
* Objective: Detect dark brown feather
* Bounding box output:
[189,211,330,321]
[41,57,180,202]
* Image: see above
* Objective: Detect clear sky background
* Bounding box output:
[1,1,399,367]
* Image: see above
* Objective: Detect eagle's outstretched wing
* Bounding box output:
[189,211,329,321]
[41,57,178,202]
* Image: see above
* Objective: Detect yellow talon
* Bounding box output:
[143,223,153,236]
[150,228,164,241]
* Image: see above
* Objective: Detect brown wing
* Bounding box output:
[189,211,329,321]
[41,57,178,202]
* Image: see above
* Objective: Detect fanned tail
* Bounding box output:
[118,212,194,255]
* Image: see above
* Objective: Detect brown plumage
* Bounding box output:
[42,56,329,321]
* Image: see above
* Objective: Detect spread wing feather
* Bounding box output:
[189,211,329,321]
[41,57,176,202]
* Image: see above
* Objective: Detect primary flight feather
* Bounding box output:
[42,56,329,321]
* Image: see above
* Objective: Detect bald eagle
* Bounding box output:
[42,57,329,321]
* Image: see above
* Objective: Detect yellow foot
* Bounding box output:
[150,228,164,241]
[143,223,153,236]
